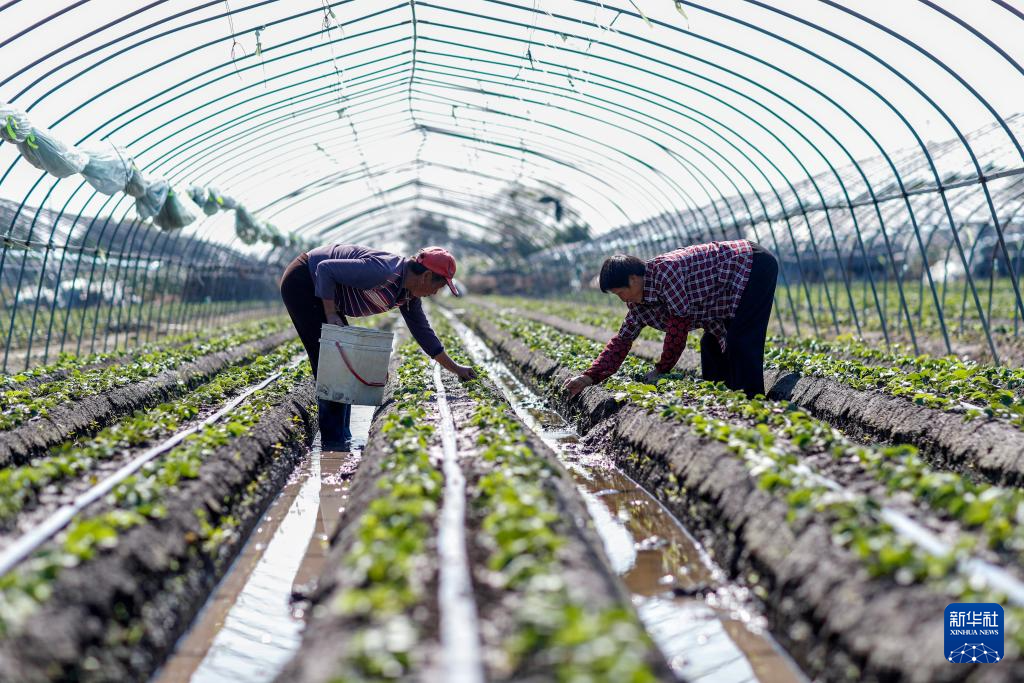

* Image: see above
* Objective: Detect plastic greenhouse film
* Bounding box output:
[234,206,262,244]
[136,178,169,221]
[202,187,224,216]
[80,142,132,195]
[187,185,206,206]
[125,163,147,198]
[262,222,287,247]
[17,126,88,177]
[154,187,198,231]
[0,104,31,143]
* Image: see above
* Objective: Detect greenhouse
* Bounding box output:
[2,1,1024,682]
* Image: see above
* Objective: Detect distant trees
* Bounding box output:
[485,181,590,260]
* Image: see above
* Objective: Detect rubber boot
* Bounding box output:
[318,398,352,451]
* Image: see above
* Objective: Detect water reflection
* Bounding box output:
[445,310,805,683]
[153,406,372,683]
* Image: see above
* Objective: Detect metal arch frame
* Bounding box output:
[568,0,928,349]
[711,0,1020,358]
[399,35,831,335]
[421,6,832,336]
[453,1,849,335]
[75,14,679,259]
[2,3,761,248]
[256,157,618,245]
[177,89,658,252]
[0,5,352,367]
[0,0,798,305]
[2,2,1024,367]
[0,25,422,368]
[421,3,929,342]
[543,0,1024,358]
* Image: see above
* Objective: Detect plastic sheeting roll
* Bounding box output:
[136,178,169,221]
[81,142,132,195]
[17,126,88,177]
[0,104,31,144]
[154,187,198,231]
[234,206,262,244]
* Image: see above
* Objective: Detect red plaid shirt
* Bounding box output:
[583,240,754,383]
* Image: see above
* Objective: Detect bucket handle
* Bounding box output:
[335,341,388,387]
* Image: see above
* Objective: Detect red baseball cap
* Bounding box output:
[415,246,460,296]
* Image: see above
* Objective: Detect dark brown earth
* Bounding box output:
[462,309,1024,683]
[0,377,318,683]
[273,352,442,683]
[439,369,674,681]
[493,303,1024,488]
[0,328,295,469]
[281,349,673,682]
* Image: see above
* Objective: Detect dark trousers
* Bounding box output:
[279,253,351,448]
[700,244,778,398]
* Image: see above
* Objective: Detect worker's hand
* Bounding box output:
[453,364,478,382]
[325,312,345,326]
[643,369,663,384]
[563,375,593,397]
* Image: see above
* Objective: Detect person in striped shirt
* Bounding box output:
[280,244,476,451]
[563,240,778,399]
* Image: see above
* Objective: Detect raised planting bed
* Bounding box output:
[0,338,304,536]
[0,316,290,427]
[477,298,1024,487]
[436,326,671,681]
[466,312,1024,575]
[487,294,1024,395]
[460,306,1024,682]
[0,318,293,468]
[279,332,670,682]
[0,324,216,394]
[0,357,318,682]
[274,341,445,681]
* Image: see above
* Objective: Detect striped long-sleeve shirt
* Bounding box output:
[583,240,754,383]
[306,244,444,357]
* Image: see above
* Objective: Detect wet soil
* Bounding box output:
[153,404,370,683]
[438,365,675,681]
[0,328,296,469]
[447,309,806,683]
[272,353,443,683]
[484,301,1024,488]
[459,308,1024,683]
[0,377,319,683]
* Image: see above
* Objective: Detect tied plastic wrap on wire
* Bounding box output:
[17,126,88,177]
[263,222,287,247]
[80,142,132,195]
[154,187,198,231]
[219,193,238,210]
[0,104,31,143]
[234,206,262,244]
[202,187,224,216]
[136,178,169,221]
[125,163,146,198]
[187,185,206,206]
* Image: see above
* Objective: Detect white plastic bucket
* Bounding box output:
[315,323,395,406]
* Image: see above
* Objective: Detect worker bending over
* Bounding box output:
[280,244,476,451]
[564,240,778,399]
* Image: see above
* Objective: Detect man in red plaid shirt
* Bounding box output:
[564,240,778,398]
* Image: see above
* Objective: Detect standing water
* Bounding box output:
[443,309,806,683]
[152,406,373,683]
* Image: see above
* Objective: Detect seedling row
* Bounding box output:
[483,296,1024,486]
[3,301,1021,682]
[457,301,1024,681]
